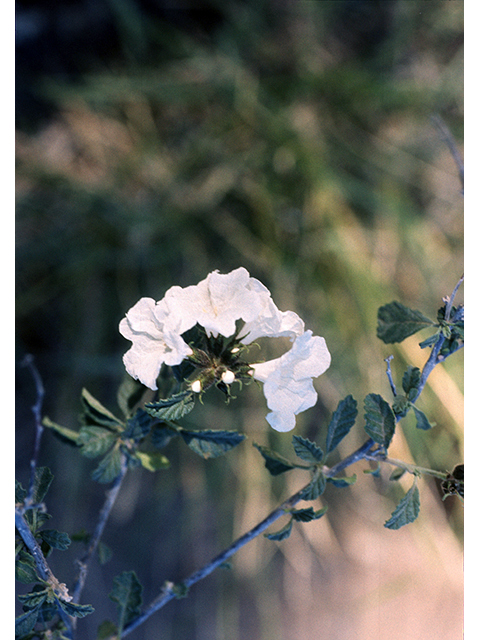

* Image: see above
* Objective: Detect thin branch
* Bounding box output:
[72,454,129,605]
[15,508,74,638]
[21,355,46,508]
[121,277,465,635]
[121,478,313,637]
[431,114,464,192]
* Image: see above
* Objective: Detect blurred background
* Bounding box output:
[16,1,463,639]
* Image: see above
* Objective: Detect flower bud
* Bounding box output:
[191,379,202,393]
[221,370,235,384]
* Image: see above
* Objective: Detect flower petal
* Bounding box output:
[119,297,192,389]
[251,331,331,432]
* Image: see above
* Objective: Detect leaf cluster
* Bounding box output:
[377,301,464,359]
[15,468,94,638]
[43,383,247,484]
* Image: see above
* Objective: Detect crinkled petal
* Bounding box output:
[119,297,192,390]
[251,331,331,432]
[163,267,268,338]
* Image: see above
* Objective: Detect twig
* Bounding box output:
[72,454,129,606]
[121,279,464,635]
[21,355,46,508]
[431,114,464,192]
[15,508,74,638]
[384,355,397,397]
[121,478,315,637]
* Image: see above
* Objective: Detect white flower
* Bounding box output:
[119,297,193,390]
[119,268,331,430]
[251,331,331,432]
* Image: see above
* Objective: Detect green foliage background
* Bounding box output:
[16,2,463,639]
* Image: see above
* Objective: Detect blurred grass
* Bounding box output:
[16,1,463,639]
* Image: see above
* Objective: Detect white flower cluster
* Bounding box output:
[119,268,331,432]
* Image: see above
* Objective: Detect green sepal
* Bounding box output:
[411,405,433,430]
[77,427,118,459]
[81,388,124,431]
[145,391,195,421]
[292,435,323,464]
[57,599,95,618]
[91,445,123,483]
[364,393,396,449]
[135,450,170,471]
[253,443,296,476]
[384,481,420,529]
[109,571,143,633]
[325,395,358,455]
[377,301,435,344]
[179,428,245,459]
[264,518,293,541]
[402,366,421,401]
[301,472,326,500]
[326,474,357,488]
[42,416,80,446]
[291,506,328,522]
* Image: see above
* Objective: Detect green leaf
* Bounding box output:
[91,446,124,483]
[389,467,407,481]
[30,467,54,504]
[15,549,38,584]
[377,302,435,344]
[122,409,152,440]
[135,451,170,471]
[96,619,119,640]
[411,405,433,431]
[292,435,323,464]
[301,472,327,500]
[264,518,293,541]
[392,394,410,418]
[15,609,39,636]
[145,391,195,421]
[57,599,95,618]
[325,395,358,455]
[109,571,143,633]
[291,506,328,522]
[97,542,113,565]
[78,427,118,459]
[39,529,71,551]
[42,416,80,446]
[81,388,124,430]
[327,474,357,488]
[180,429,245,458]
[364,393,396,449]
[151,423,179,449]
[18,588,48,610]
[384,482,420,529]
[253,443,296,476]
[402,366,421,401]
[117,376,146,418]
